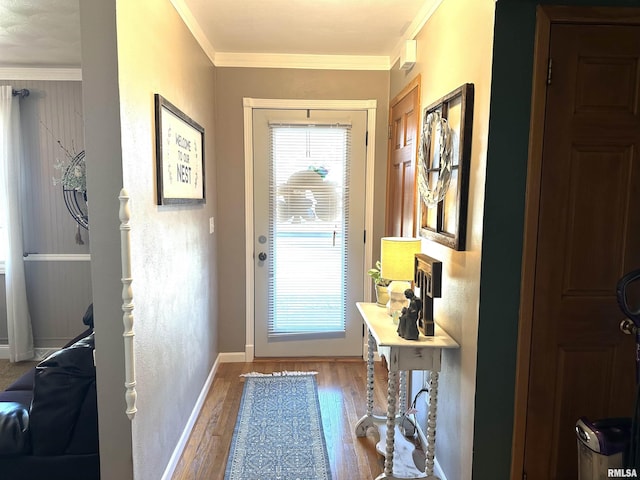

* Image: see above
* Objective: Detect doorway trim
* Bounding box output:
[511,6,640,479]
[242,98,377,361]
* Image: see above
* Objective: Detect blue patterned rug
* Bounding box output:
[224,372,332,480]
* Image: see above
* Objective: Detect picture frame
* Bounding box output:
[154,94,205,205]
[417,83,474,250]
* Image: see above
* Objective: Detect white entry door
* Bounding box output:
[253,108,367,357]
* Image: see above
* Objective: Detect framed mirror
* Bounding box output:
[417,83,474,251]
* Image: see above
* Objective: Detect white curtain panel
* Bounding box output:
[0,86,34,362]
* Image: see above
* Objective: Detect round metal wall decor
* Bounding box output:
[61,150,89,230]
[417,109,453,208]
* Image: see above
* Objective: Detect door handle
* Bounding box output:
[620,318,638,335]
[258,252,267,261]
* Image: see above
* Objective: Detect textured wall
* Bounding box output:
[115,1,219,479]
[0,79,92,348]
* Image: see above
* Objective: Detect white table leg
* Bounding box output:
[425,371,440,479]
[366,331,375,416]
[399,371,407,415]
[356,330,377,437]
[377,370,398,480]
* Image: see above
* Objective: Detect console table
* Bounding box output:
[354,302,459,480]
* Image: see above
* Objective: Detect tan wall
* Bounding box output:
[390,0,496,478]
[81,0,218,478]
[215,67,390,353]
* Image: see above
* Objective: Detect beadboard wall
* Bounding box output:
[0,80,93,349]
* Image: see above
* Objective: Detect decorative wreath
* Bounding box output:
[417,109,453,208]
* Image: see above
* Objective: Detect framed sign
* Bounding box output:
[155,94,205,205]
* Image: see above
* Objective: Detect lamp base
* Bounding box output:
[386,281,411,318]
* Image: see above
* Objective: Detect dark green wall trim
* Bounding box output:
[473,3,536,479]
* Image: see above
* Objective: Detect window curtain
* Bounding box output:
[0,86,34,362]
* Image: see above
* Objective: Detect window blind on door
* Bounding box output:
[267,123,352,337]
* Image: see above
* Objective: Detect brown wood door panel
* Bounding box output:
[563,145,634,293]
[524,22,640,480]
[387,163,402,236]
[386,79,420,237]
[401,107,417,236]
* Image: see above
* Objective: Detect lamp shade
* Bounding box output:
[380,237,422,281]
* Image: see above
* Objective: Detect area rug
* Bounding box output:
[224,372,332,480]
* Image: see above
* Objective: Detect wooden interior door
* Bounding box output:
[523,21,640,479]
[386,77,420,237]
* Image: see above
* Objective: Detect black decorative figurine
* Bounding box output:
[397,289,422,340]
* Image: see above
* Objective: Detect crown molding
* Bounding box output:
[214,52,390,70]
[170,0,217,66]
[0,67,82,81]
[171,0,389,70]
[171,0,439,71]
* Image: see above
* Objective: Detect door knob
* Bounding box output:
[258,252,267,261]
[620,318,638,335]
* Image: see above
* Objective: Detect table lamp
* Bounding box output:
[380,237,422,318]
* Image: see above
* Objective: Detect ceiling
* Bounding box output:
[0,0,81,68]
[0,0,438,70]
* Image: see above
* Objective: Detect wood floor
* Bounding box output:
[171,359,391,480]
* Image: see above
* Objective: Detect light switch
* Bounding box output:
[209,217,215,234]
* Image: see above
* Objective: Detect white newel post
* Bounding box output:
[119,189,137,420]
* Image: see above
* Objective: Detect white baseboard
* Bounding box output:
[435,458,447,480]
[245,344,254,362]
[161,354,221,480]
[218,351,248,363]
[0,344,60,361]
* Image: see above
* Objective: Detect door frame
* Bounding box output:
[511,6,640,479]
[242,97,378,361]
